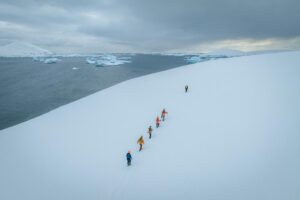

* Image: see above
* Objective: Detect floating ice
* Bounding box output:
[185,56,204,63]
[185,50,246,64]
[33,56,60,64]
[33,56,46,62]
[86,57,97,64]
[86,54,131,67]
[44,58,60,64]
[184,55,212,64]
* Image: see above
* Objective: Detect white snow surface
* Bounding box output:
[0,42,53,57]
[0,52,300,200]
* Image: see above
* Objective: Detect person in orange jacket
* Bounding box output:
[161,108,168,121]
[137,136,144,151]
[156,116,160,128]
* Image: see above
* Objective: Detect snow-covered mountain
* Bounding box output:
[0,42,53,57]
[0,51,299,200]
[184,49,246,64]
[205,48,246,57]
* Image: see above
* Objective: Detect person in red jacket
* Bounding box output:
[161,108,168,121]
[156,116,160,128]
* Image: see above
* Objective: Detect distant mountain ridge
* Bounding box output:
[0,42,53,57]
[205,49,246,57]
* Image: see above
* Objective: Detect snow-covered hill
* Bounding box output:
[0,42,52,57]
[0,52,299,200]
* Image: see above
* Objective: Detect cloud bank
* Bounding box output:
[0,0,299,53]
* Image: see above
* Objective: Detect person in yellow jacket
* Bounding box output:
[137,136,144,151]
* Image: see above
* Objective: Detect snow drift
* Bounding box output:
[0,42,52,57]
[0,51,299,200]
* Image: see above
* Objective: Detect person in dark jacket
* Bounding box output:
[126,151,132,166]
[161,109,168,121]
[185,85,189,93]
[148,125,153,139]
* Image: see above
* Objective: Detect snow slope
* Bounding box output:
[0,42,52,57]
[0,52,299,200]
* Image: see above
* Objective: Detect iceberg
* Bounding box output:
[33,56,60,64]
[44,58,60,64]
[86,54,131,67]
[185,56,205,63]
[86,57,97,64]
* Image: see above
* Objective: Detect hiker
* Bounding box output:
[185,85,189,93]
[161,109,168,121]
[156,116,161,128]
[148,125,153,139]
[126,151,132,166]
[137,136,144,151]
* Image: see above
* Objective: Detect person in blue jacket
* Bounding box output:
[126,151,132,166]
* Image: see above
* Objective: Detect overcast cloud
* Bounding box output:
[0,0,299,53]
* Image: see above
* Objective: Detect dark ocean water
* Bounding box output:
[0,54,191,130]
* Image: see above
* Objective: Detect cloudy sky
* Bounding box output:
[0,0,300,53]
